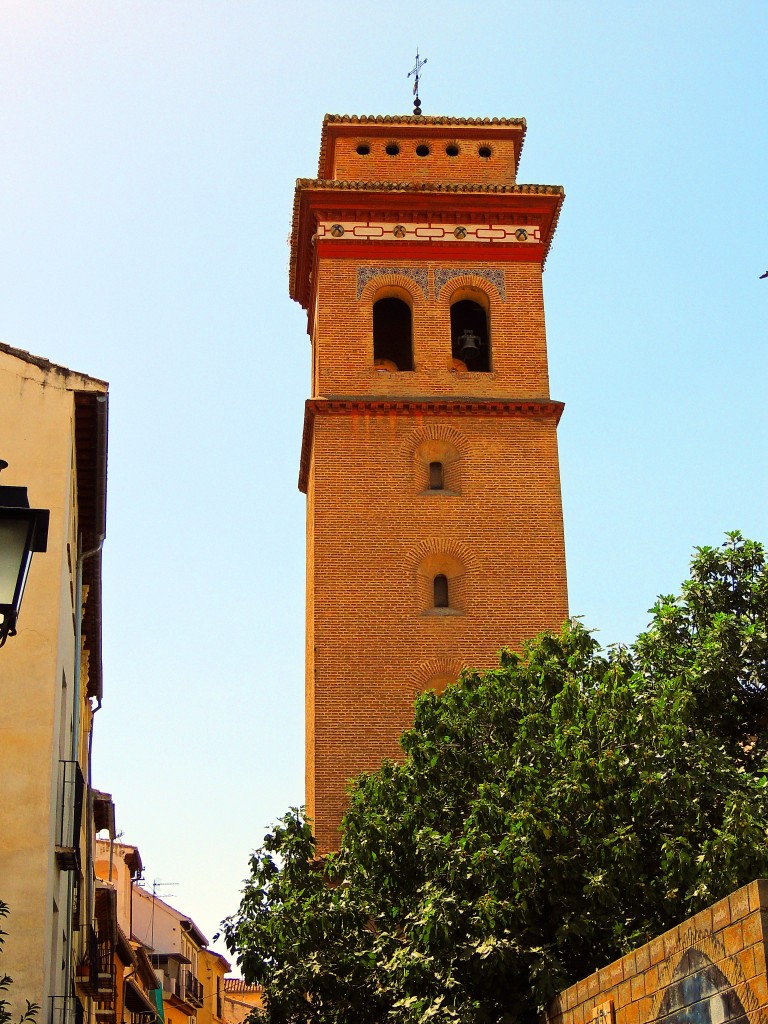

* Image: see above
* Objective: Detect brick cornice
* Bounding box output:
[298,396,564,493]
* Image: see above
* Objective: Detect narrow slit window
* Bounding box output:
[433,574,449,608]
[451,299,490,371]
[373,297,413,371]
[428,462,444,490]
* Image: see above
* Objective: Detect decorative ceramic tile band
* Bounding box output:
[356,266,429,299]
[318,220,540,245]
[434,267,506,302]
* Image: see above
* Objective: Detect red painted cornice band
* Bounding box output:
[314,239,547,263]
[290,183,564,308]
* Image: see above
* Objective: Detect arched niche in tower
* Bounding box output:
[449,287,491,372]
[416,551,466,615]
[408,658,465,701]
[372,287,413,371]
[413,437,463,494]
[423,674,455,695]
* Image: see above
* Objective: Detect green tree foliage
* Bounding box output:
[0,902,38,1024]
[222,533,768,1024]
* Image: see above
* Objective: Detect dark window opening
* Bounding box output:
[446,144,459,157]
[373,297,413,371]
[385,143,400,156]
[478,145,492,158]
[416,144,430,157]
[428,462,444,490]
[356,143,370,155]
[451,299,490,371]
[434,575,449,609]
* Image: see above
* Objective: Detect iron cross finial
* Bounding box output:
[407,49,427,115]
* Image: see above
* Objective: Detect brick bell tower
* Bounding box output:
[290,112,568,853]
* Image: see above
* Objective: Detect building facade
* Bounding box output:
[291,115,569,851]
[93,839,159,1024]
[197,949,231,1024]
[132,887,206,1024]
[95,839,234,1024]
[0,343,108,1024]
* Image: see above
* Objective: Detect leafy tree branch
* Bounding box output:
[0,902,38,1024]
[222,533,768,1024]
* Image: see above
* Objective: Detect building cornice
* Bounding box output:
[298,178,559,195]
[0,340,108,388]
[75,390,108,702]
[298,396,564,493]
[290,181,564,307]
[323,114,527,126]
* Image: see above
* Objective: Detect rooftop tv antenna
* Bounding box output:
[147,878,179,948]
[408,49,427,115]
[152,879,179,898]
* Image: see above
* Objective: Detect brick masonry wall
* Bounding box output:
[313,260,551,401]
[301,121,567,854]
[305,257,566,854]
[329,131,521,186]
[546,880,768,1024]
[306,404,568,852]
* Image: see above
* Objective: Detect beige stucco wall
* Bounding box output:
[132,886,201,957]
[0,348,106,1017]
[198,949,231,1024]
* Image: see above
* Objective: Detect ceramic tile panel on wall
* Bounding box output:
[545,881,768,1024]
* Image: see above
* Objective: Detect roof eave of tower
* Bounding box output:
[323,114,527,124]
[288,179,565,306]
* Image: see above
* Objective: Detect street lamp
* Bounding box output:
[0,460,50,647]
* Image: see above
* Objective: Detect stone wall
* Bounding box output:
[547,881,768,1024]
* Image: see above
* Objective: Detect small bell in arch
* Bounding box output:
[457,328,481,364]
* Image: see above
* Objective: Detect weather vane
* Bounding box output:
[407,49,427,116]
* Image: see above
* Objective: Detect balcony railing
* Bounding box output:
[76,926,115,1001]
[159,968,203,1010]
[181,970,203,1009]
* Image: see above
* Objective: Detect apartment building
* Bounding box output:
[0,342,108,1024]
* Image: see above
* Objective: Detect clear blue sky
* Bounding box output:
[2,1,765,963]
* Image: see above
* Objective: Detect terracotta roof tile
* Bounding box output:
[224,978,263,993]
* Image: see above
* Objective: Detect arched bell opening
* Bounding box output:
[373,297,413,371]
[450,298,490,372]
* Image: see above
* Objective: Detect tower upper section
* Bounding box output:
[289,113,564,414]
[289,114,563,315]
[318,114,525,186]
